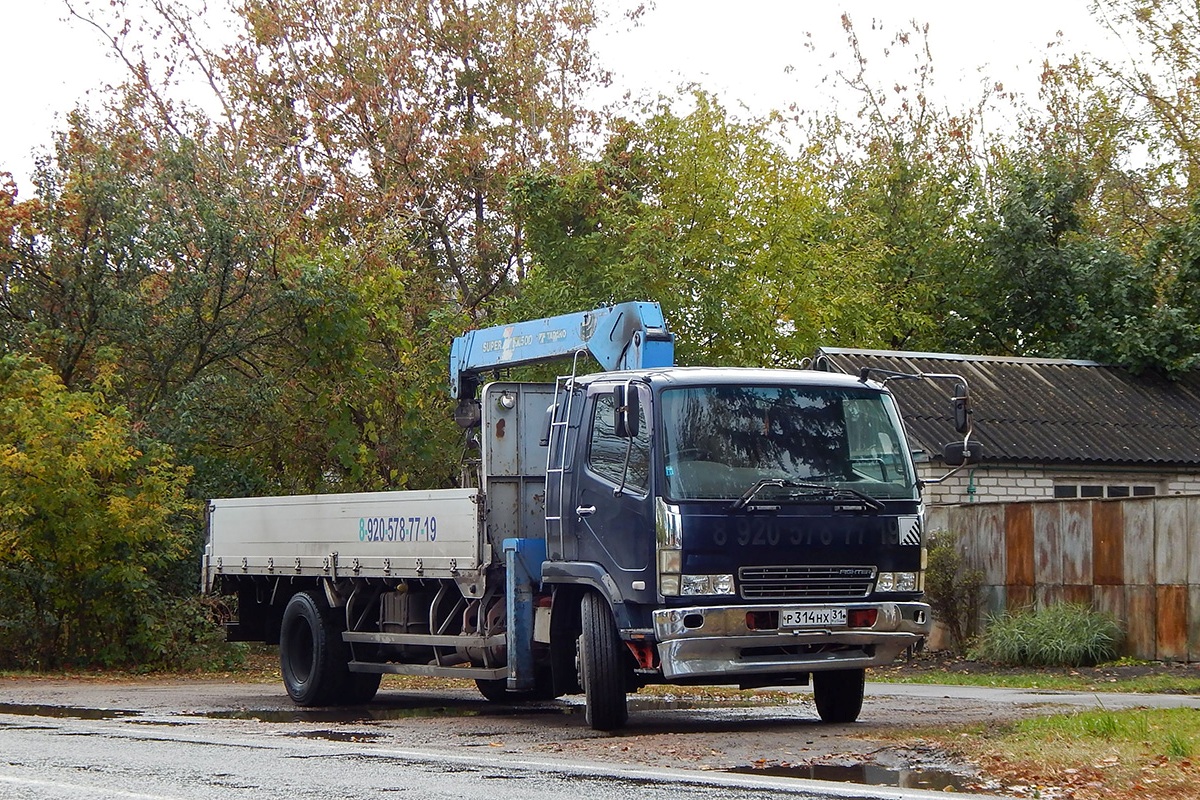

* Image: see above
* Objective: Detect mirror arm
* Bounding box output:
[919,461,971,487]
[614,437,633,497]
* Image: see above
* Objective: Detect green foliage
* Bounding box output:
[1166,731,1193,759]
[971,603,1123,668]
[1124,195,1200,376]
[507,92,837,367]
[923,531,983,655]
[971,155,1136,356]
[1012,707,1198,756]
[128,594,247,673]
[0,354,200,669]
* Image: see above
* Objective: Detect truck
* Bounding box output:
[201,301,979,730]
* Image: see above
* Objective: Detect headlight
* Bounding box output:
[659,549,682,574]
[876,571,920,593]
[710,573,735,594]
[679,574,735,596]
[660,575,681,596]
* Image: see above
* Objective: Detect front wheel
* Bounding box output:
[579,592,629,731]
[812,668,865,723]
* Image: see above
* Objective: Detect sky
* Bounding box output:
[1,0,1122,191]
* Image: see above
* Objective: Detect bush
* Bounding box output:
[0,354,200,669]
[924,530,983,654]
[127,594,247,673]
[971,603,1123,667]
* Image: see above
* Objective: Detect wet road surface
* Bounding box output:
[6,677,1157,800]
[0,704,995,800]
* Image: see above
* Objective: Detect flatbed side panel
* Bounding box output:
[207,489,481,581]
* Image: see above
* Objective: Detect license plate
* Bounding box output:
[780,607,847,629]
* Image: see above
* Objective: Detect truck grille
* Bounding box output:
[738,565,875,600]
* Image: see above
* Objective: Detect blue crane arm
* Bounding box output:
[449,301,675,399]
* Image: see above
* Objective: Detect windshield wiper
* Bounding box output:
[729,478,884,511]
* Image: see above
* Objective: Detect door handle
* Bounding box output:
[575,505,597,517]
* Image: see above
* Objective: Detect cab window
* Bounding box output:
[588,392,650,493]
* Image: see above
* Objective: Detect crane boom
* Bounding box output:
[449,301,675,399]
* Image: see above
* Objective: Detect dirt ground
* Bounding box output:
[1,654,1133,796]
[5,652,1200,796]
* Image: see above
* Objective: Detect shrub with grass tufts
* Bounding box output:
[924,530,983,655]
[1166,731,1193,759]
[971,602,1123,667]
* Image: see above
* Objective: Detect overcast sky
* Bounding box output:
[2,0,1119,190]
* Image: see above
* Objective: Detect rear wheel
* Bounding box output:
[579,592,628,731]
[340,671,382,704]
[475,679,511,703]
[476,667,556,703]
[812,668,865,723]
[280,590,346,706]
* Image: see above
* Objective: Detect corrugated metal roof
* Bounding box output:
[814,348,1200,467]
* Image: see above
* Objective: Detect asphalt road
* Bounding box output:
[7,678,1196,800]
[0,704,992,800]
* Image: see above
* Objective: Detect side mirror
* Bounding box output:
[943,440,983,467]
[612,383,640,438]
[951,382,972,435]
[539,402,557,447]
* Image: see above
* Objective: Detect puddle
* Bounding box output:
[629,696,763,711]
[0,703,140,721]
[291,729,384,743]
[206,703,575,724]
[200,692,761,725]
[208,707,477,723]
[728,763,974,792]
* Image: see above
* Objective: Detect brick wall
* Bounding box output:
[920,463,1200,505]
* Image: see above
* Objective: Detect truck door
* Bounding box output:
[570,384,654,597]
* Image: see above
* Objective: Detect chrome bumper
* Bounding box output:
[651,601,931,681]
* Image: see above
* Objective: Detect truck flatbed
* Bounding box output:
[203,489,483,589]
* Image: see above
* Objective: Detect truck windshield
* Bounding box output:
[660,385,916,502]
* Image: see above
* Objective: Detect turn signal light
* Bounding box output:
[848,608,878,628]
[745,610,779,630]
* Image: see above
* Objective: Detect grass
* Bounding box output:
[869,650,1200,696]
[870,666,1200,694]
[916,707,1200,800]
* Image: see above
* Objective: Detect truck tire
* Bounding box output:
[579,592,628,731]
[280,590,347,706]
[474,678,512,703]
[475,666,556,703]
[812,668,865,723]
[340,672,382,705]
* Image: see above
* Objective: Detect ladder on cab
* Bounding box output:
[543,349,586,560]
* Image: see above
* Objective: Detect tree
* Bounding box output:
[1025,55,1150,253]
[968,150,1200,377]
[47,0,619,495]
[66,0,610,314]
[1121,196,1200,376]
[805,15,990,354]
[508,91,843,367]
[1092,0,1200,209]
[0,354,196,668]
